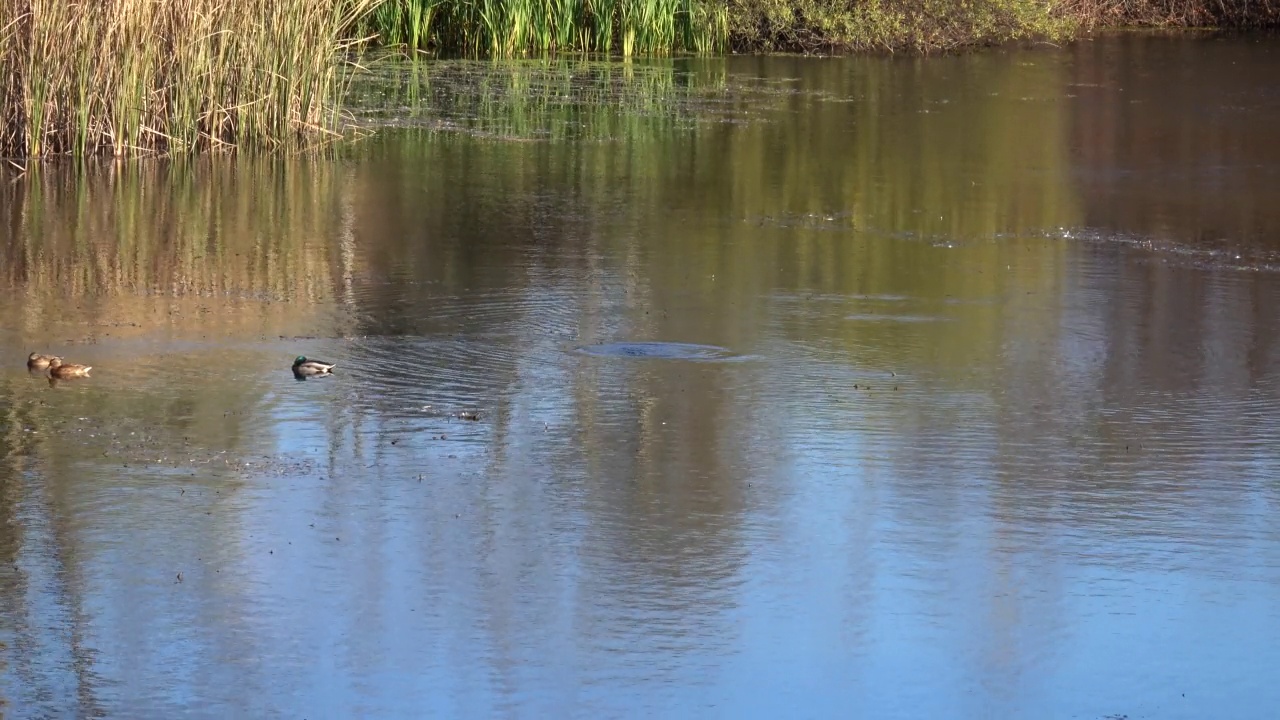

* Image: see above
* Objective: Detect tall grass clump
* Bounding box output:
[358,0,728,55]
[0,0,379,158]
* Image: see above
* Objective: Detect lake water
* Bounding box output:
[3,33,1280,719]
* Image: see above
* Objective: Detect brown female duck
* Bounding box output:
[27,353,62,370]
[48,357,92,378]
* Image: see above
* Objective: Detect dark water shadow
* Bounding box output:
[574,341,744,362]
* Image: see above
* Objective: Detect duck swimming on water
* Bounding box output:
[27,353,62,369]
[292,356,336,378]
[48,357,92,378]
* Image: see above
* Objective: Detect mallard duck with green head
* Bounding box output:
[48,357,92,378]
[27,353,62,369]
[292,356,336,378]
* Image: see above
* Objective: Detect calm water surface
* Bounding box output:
[3,34,1280,719]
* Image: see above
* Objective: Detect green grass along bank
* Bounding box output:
[362,0,1280,55]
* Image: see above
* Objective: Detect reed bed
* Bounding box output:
[364,0,1276,56]
[358,0,728,55]
[0,0,379,158]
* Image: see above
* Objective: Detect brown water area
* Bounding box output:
[2,33,1279,719]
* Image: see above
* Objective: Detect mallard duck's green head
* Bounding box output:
[293,356,307,366]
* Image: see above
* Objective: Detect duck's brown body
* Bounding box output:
[48,357,92,378]
[27,353,62,369]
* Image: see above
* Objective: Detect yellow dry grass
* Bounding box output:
[0,0,379,157]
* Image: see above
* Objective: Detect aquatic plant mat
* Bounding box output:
[0,0,379,158]
[345,57,775,139]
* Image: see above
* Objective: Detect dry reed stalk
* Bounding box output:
[0,0,380,158]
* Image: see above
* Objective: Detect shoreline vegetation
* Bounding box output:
[1,0,1276,159]
[363,0,1279,56]
[0,0,377,159]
